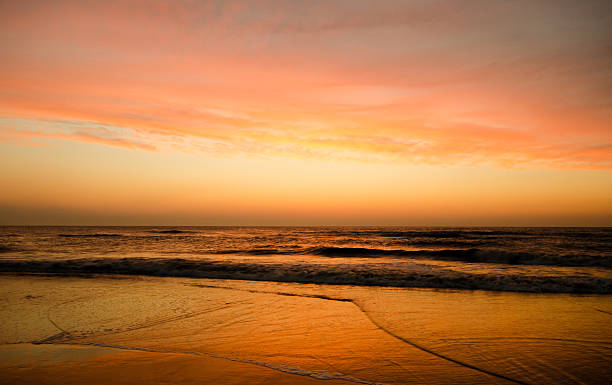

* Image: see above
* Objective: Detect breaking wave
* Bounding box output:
[0,257,609,294]
[210,246,611,268]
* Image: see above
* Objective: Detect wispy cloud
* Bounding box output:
[0,119,156,151]
[1,0,610,168]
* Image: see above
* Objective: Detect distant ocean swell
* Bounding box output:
[1,244,610,267]
[1,258,609,294]
[57,230,195,236]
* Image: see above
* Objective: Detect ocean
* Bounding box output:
[0,226,610,293]
[1,226,611,384]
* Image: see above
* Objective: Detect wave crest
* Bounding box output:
[307,246,611,267]
[0,258,609,294]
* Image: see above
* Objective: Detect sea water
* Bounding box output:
[0,227,611,384]
[0,226,610,293]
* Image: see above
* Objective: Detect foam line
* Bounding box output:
[355,302,528,385]
[32,341,387,385]
[1,258,609,293]
[435,337,612,346]
[190,283,531,385]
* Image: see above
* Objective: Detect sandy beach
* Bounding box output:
[1,274,610,384]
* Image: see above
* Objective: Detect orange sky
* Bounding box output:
[0,0,611,225]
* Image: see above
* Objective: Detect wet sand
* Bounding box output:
[1,274,610,384]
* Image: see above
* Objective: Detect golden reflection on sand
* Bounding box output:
[1,275,610,384]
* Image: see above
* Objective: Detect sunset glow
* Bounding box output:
[1,0,611,225]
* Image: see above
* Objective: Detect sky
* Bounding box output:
[0,0,611,226]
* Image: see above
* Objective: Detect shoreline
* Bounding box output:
[1,256,610,294]
[2,271,612,297]
[1,274,610,384]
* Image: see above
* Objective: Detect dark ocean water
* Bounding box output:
[1,226,611,293]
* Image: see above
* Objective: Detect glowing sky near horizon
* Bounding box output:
[1,0,611,225]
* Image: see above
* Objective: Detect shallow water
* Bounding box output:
[1,275,610,384]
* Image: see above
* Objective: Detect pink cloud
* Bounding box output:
[0,124,156,151]
[0,0,610,168]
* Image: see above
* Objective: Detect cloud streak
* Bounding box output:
[0,0,611,168]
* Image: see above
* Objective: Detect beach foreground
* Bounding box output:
[0,274,610,384]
